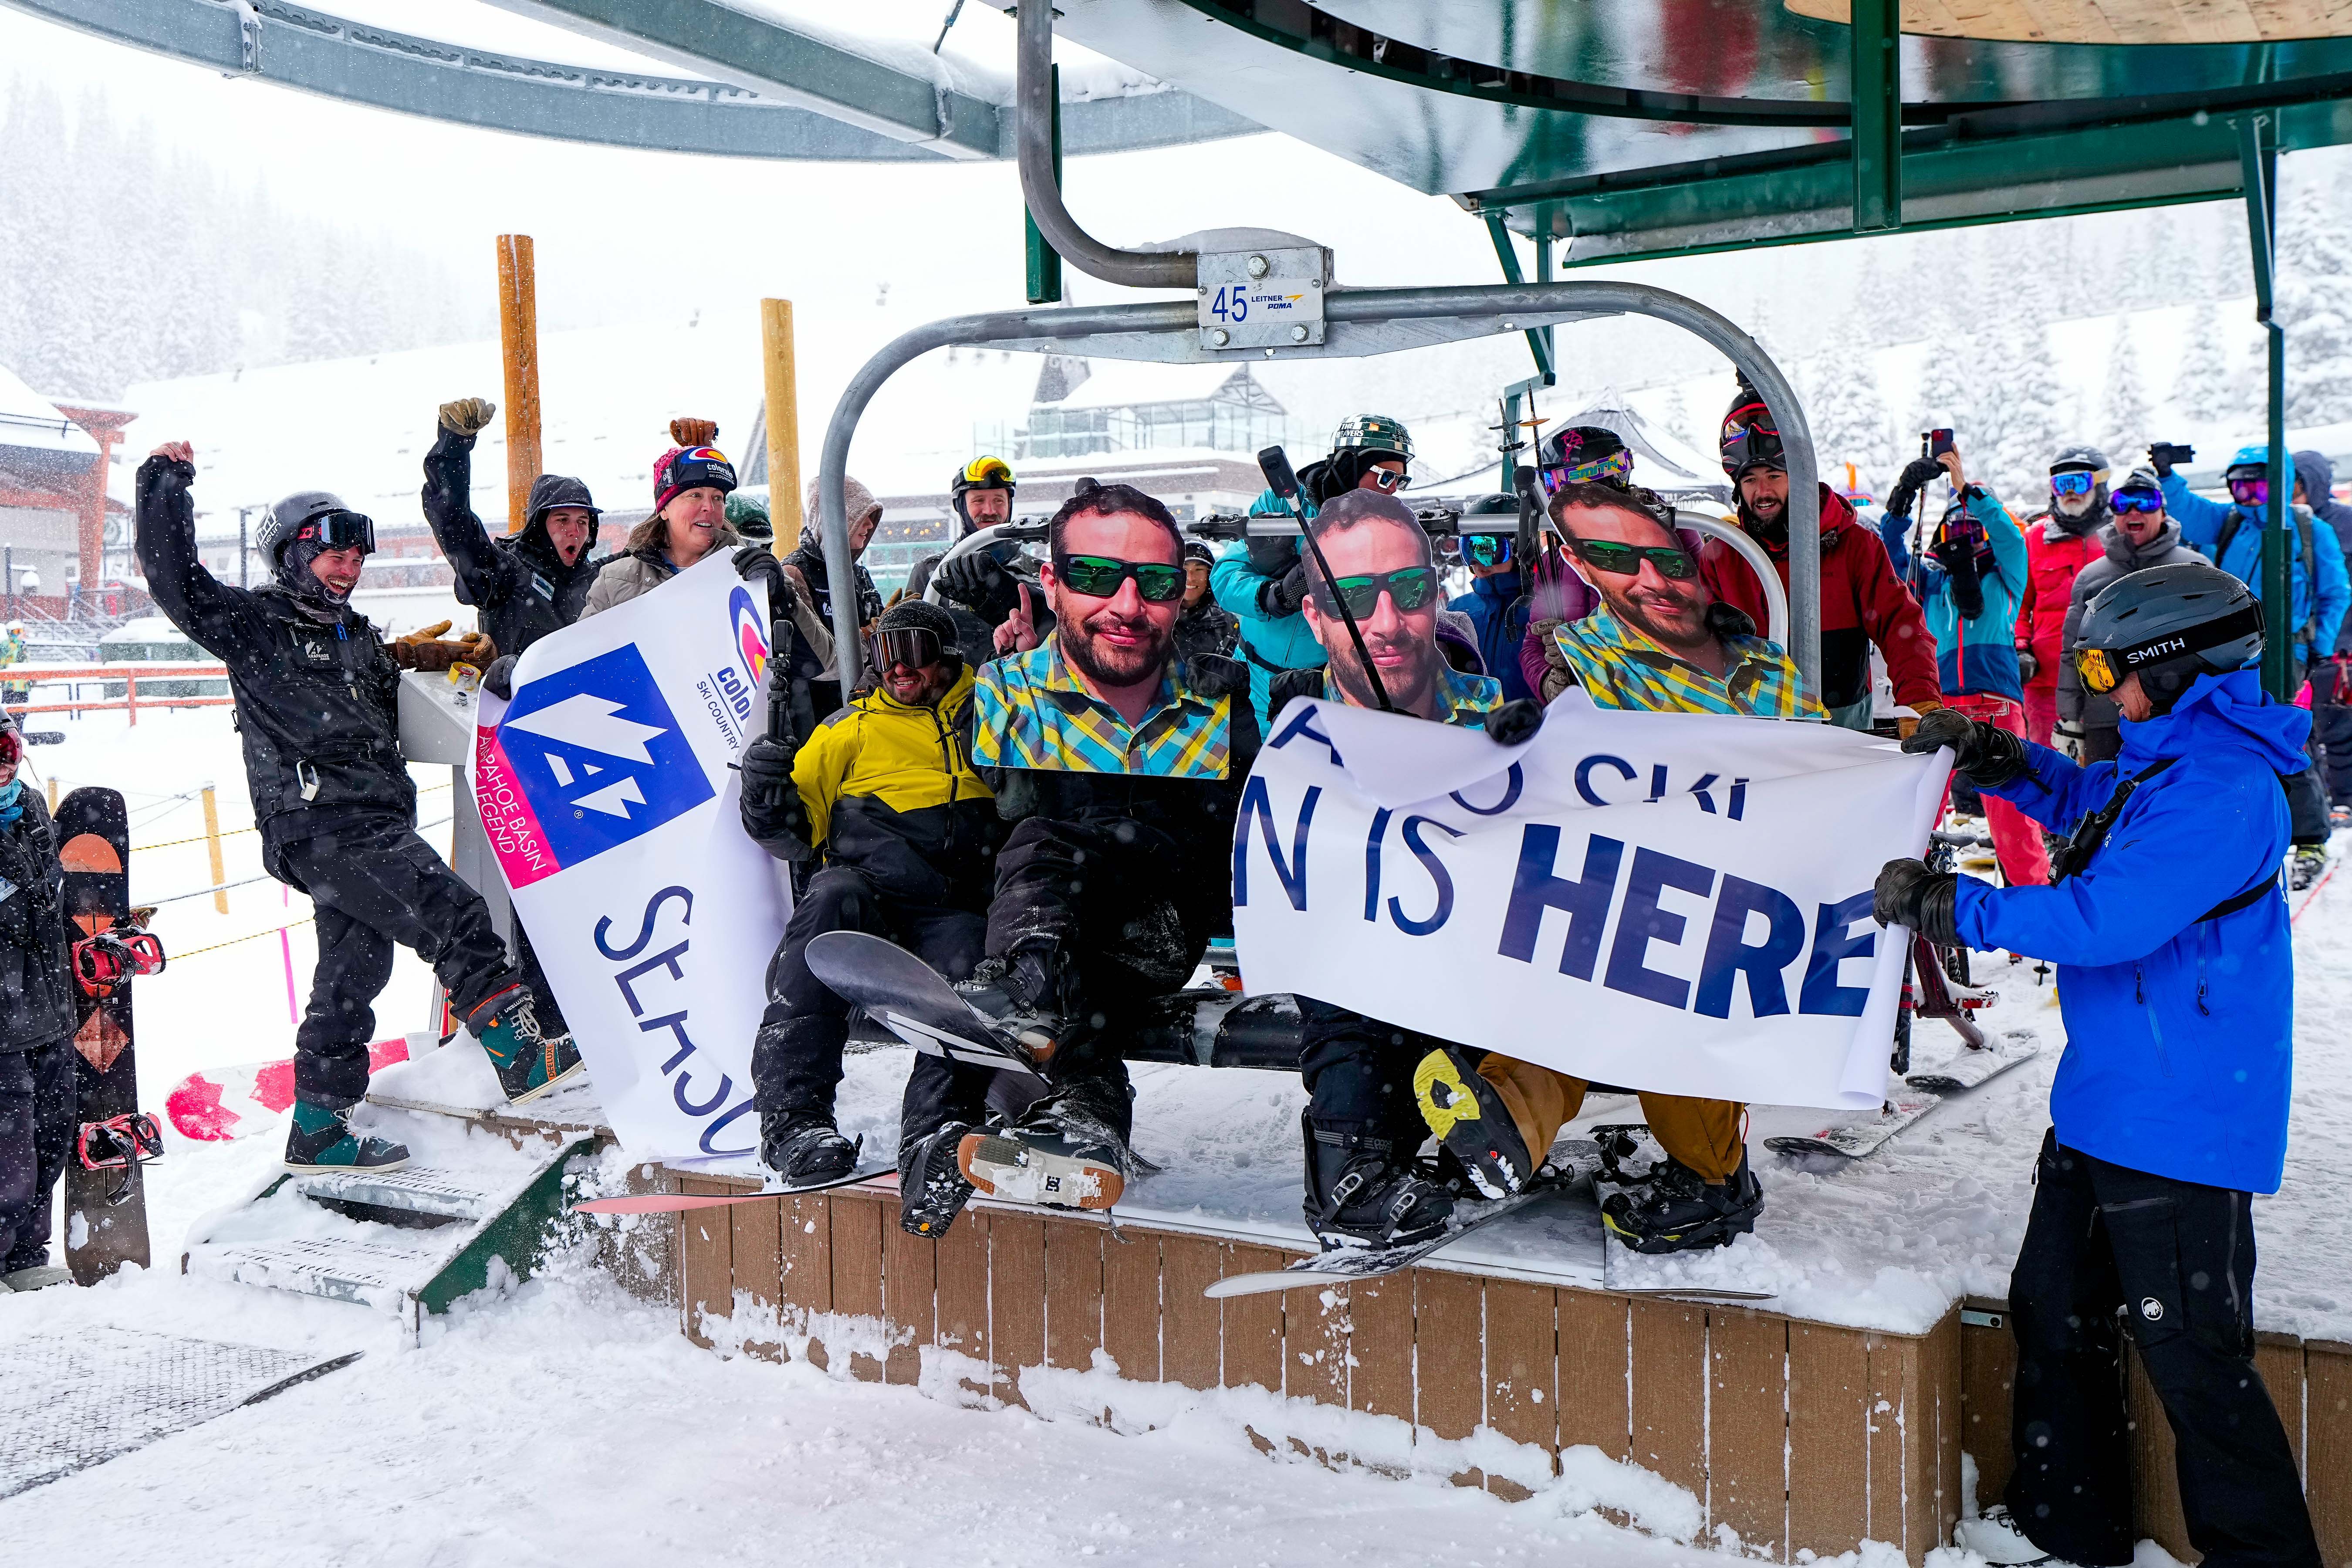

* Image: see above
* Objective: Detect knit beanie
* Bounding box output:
[805,474,880,530]
[653,445,737,514]
[878,597,958,642]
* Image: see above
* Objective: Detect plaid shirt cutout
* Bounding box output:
[1321,664,1507,730]
[973,637,1232,777]
[1553,605,1825,720]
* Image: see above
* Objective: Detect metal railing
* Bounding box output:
[0,662,231,724]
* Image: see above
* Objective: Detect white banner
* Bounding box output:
[470,554,789,1158]
[1231,693,1950,1111]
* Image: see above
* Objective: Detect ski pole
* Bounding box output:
[1256,446,1395,714]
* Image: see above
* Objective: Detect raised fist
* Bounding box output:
[438,398,497,436]
[670,417,719,447]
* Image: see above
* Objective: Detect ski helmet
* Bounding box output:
[1331,414,1413,464]
[2050,445,2110,476]
[1719,382,1784,479]
[1456,492,1519,568]
[2226,444,2275,482]
[950,455,1017,531]
[257,490,373,576]
[1535,426,1632,495]
[2074,559,2264,714]
[2048,443,2112,517]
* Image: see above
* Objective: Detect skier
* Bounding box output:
[906,455,1019,611]
[1875,561,2322,1568]
[784,474,889,722]
[135,443,581,1172]
[0,721,75,1291]
[580,419,743,617]
[2292,450,2352,811]
[1883,437,2051,888]
[2017,446,2112,748]
[1256,490,1520,1248]
[1211,414,1414,725]
[2153,439,2348,884]
[1422,480,1818,1254]
[1700,382,1942,733]
[737,598,1006,1235]
[952,479,1257,1211]
[1446,494,1534,703]
[1173,539,1239,668]
[2057,467,2190,764]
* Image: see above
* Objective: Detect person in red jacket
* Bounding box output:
[2014,445,2109,747]
[1703,384,1943,730]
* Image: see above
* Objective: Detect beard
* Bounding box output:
[1061,603,1173,689]
[1613,585,1710,653]
[1328,628,1441,714]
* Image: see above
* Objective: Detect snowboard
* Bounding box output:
[57,788,149,1284]
[166,1037,413,1142]
[1585,1124,1778,1300]
[1764,1037,2041,1160]
[804,929,1039,1072]
[573,1162,894,1215]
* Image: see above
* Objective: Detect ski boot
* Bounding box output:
[1952,1506,2055,1565]
[2,1262,72,1292]
[900,1120,977,1237]
[1302,1116,1453,1251]
[759,1110,859,1187]
[466,983,585,1105]
[953,953,1066,1066]
[1601,1149,1763,1255]
[958,1092,1127,1212]
[2291,843,2329,892]
[1412,1044,1533,1199]
[284,1100,409,1173]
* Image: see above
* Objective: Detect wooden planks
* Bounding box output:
[1414,1270,1483,1442]
[1288,1270,1351,1408]
[1788,1322,1871,1557]
[1959,1303,2015,1510]
[731,1197,784,1362]
[1221,1244,1286,1393]
[1484,1281,1558,1460]
[882,1219,936,1386]
[2310,1341,2352,1567]
[1159,1233,1223,1392]
[1347,1273,1414,1422]
[678,1177,735,1350]
[931,1207,991,1387]
[1558,1291,1631,1460]
[1100,1227,1160,1385]
[990,1213,1047,1406]
[829,1190,886,1382]
[1709,1310,1789,1557]
[1044,1220,1105,1373]
[1629,1298,1707,1501]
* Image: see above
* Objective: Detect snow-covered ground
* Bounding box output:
[6,702,2339,1561]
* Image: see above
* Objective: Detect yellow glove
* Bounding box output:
[669,416,719,447]
[439,399,497,436]
[396,620,453,648]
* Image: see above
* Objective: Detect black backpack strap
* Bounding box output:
[2197,872,2283,923]
[2213,508,2244,568]
[2050,759,2174,884]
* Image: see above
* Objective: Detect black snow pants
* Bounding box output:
[2005,1130,2319,1568]
[272,817,516,1109]
[1296,999,1438,1150]
[0,1036,74,1273]
[2308,659,2352,805]
[753,864,995,1148]
[984,815,1213,1144]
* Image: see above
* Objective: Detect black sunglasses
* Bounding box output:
[1052,553,1186,603]
[869,626,946,671]
[1313,565,1440,618]
[1566,537,1695,580]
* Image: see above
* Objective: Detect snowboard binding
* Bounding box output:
[76,1111,163,1206]
[73,926,166,998]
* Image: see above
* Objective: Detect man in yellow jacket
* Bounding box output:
[738,599,1006,1234]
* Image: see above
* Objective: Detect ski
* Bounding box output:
[573,1162,895,1214]
[57,787,152,1284]
[804,929,1040,1073]
[1765,1039,2041,1159]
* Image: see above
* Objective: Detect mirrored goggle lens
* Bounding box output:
[1462,534,1511,567]
[2075,646,2119,695]
[2230,477,2270,505]
[1570,539,1695,580]
[872,627,944,670]
[962,457,1014,487]
[2049,470,2099,497]
[1323,567,1439,618]
[1055,555,1186,602]
[306,510,375,552]
[0,728,19,765]
[1539,449,1635,496]
[2110,489,2164,514]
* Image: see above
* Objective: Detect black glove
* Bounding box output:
[1260,562,1311,620]
[2148,442,2194,480]
[1882,456,1944,521]
[740,734,798,801]
[2015,647,2039,684]
[482,654,518,701]
[733,546,796,614]
[936,550,1007,609]
[1487,698,1543,746]
[1929,530,1986,620]
[1899,705,2027,787]
[1873,858,1960,945]
[1705,601,1756,641]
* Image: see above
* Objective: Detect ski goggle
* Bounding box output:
[0,727,19,767]
[1462,533,1512,568]
[1363,464,1410,493]
[1313,565,1440,618]
[1539,448,1635,495]
[2049,470,2100,497]
[2075,646,2121,695]
[2229,476,2270,507]
[1720,405,1784,475]
[960,456,1015,488]
[300,510,376,554]
[2110,489,2164,515]
[1052,553,1186,603]
[868,626,946,672]
[1566,537,1696,580]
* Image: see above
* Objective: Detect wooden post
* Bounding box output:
[201,783,228,914]
[760,299,803,555]
[45,777,56,814]
[496,235,543,535]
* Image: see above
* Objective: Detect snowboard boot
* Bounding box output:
[2291,843,2329,891]
[284,1099,409,1173]
[1952,1506,2055,1565]
[958,1093,1126,1212]
[953,952,1066,1066]
[899,1120,977,1237]
[758,1110,859,1187]
[2,1263,72,1292]
[467,984,585,1105]
[1412,1044,1534,1199]
[1601,1149,1763,1255]
[1302,1116,1453,1251]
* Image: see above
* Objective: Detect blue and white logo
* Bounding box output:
[498,644,713,866]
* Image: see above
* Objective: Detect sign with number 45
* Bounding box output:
[1197,246,1330,351]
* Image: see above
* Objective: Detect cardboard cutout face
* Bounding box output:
[1297,502,1448,719]
[1557,499,1715,657]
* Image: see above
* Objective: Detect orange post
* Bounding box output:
[759,299,804,554]
[202,784,228,915]
[496,235,543,534]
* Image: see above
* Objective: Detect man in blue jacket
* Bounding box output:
[1874,560,2319,1568]
[1445,492,1533,703]
[2155,440,2348,882]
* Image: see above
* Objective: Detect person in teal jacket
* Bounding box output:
[1211,414,1413,725]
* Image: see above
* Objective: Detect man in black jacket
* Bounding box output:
[0,723,76,1291]
[421,397,602,664]
[137,443,581,1173]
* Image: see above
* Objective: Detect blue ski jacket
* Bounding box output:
[2160,471,2350,665]
[1913,487,2028,702]
[1449,568,1534,703]
[1954,669,2308,1192]
[1211,488,1330,727]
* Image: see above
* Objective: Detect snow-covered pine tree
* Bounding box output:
[2275,177,2352,424]
[2099,322,2155,466]
[2173,302,2238,424]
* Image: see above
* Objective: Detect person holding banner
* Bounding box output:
[737,599,1009,1234]
[1877,560,2319,1568]
[954,479,1257,1213]
[1419,480,1821,1254]
[581,420,744,618]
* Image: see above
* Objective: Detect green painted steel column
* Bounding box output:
[1024,63,1064,304]
[1850,0,1902,232]
[2240,114,2290,699]
[1483,210,1555,381]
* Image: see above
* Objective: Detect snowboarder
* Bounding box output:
[1213,414,1414,726]
[2017,446,2112,749]
[1700,382,1942,735]
[0,722,76,1291]
[953,479,1258,1211]
[2057,467,2190,764]
[1257,490,1521,1248]
[2153,439,2348,885]
[580,419,743,618]
[1876,560,2321,1568]
[1173,539,1239,670]
[737,598,1007,1236]
[1883,435,2050,887]
[135,443,581,1172]
[1446,495,1534,704]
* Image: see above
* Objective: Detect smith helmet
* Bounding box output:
[2073,559,2264,714]
[1331,414,1413,463]
[257,490,374,574]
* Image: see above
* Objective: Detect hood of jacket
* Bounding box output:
[2096,517,2181,571]
[2296,448,2336,507]
[2120,668,2312,774]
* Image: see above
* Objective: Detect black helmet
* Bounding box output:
[1719,381,1784,479]
[257,490,374,580]
[2076,559,2264,714]
[951,455,1016,531]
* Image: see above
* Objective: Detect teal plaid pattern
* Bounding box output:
[1320,664,1506,729]
[972,638,1232,777]
[1553,605,1824,719]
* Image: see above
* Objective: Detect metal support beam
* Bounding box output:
[1483,213,1555,382]
[2241,113,2292,700]
[1024,63,1064,304]
[1850,0,1903,231]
